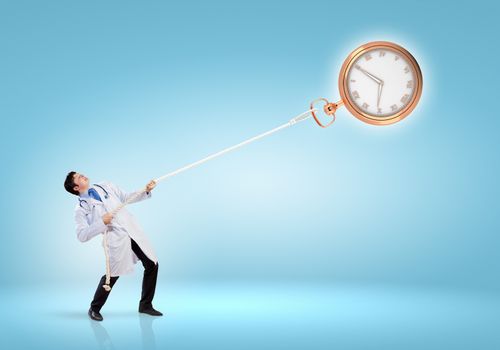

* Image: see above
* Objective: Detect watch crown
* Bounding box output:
[324,103,338,115]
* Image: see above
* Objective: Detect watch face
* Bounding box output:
[339,41,423,125]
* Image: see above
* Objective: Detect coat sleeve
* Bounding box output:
[107,182,152,205]
[75,207,107,242]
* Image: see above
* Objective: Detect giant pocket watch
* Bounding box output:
[311,41,423,127]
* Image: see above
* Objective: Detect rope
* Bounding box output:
[154,109,314,183]
[101,108,316,290]
[101,233,112,291]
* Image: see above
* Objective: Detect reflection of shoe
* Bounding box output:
[88,308,104,321]
[139,307,163,316]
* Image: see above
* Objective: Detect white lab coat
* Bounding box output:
[74,181,158,276]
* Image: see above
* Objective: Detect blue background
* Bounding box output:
[0,0,498,349]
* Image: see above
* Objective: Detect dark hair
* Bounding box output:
[64,171,79,196]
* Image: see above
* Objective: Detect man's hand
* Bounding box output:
[146,180,157,193]
[102,213,114,225]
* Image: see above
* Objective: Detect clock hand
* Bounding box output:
[355,64,385,107]
[377,81,384,108]
[355,65,382,84]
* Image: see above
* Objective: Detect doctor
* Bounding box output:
[64,171,163,321]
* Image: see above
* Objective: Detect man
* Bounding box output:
[64,171,163,321]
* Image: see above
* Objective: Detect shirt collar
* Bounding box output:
[78,186,92,199]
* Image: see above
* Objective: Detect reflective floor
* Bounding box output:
[2,282,499,350]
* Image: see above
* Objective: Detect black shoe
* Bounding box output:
[88,308,103,321]
[139,306,163,316]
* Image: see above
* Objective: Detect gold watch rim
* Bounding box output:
[338,41,423,126]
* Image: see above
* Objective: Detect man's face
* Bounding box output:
[73,173,89,194]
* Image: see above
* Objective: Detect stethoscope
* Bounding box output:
[78,184,109,212]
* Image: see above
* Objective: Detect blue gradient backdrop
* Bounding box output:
[0,0,498,349]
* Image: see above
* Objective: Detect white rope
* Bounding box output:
[154,109,314,183]
[102,232,112,291]
[101,108,315,290]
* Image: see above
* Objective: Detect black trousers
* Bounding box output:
[90,238,159,312]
